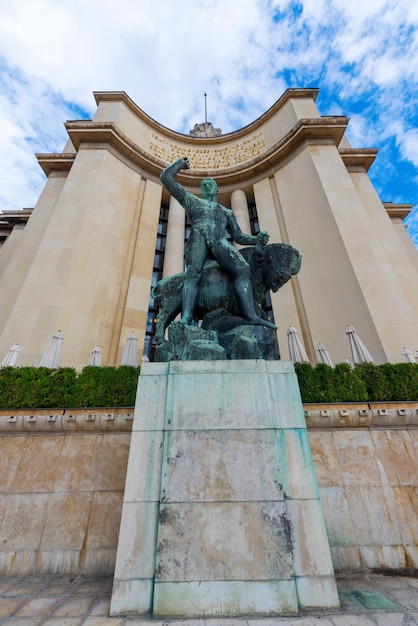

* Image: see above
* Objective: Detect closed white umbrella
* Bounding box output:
[346,325,374,365]
[402,348,416,363]
[39,331,64,368]
[287,326,309,363]
[120,331,138,366]
[88,346,102,366]
[317,343,334,367]
[1,343,20,367]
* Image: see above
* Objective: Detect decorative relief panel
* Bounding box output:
[149,131,266,169]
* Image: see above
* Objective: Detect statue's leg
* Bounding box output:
[181,233,207,324]
[214,243,277,330]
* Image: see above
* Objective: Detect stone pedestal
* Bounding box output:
[110,360,339,617]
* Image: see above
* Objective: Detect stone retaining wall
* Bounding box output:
[0,403,417,576]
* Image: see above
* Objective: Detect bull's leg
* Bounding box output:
[155,305,182,344]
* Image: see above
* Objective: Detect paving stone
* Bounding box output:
[0,618,44,626]
[330,616,377,625]
[352,589,398,610]
[89,594,112,616]
[387,588,418,610]
[375,613,411,625]
[0,595,26,617]
[49,594,98,617]
[42,618,84,626]
[0,574,416,625]
[82,617,123,625]
[73,579,112,594]
[13,595,61,617]
[3,581,50,596]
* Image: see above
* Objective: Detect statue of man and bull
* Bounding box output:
[152,157,301,361]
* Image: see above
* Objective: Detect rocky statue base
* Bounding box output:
[155,315,280,361]
[110,360,339,617]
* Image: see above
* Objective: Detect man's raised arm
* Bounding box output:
[160,157,190,205]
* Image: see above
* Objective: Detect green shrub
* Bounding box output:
[295,362,368,403]
[294,363,320,403]
[0,366,77,408]
[74,366,141,407]
[0,366,140,409]
[378,363,418,401]
[0,362,416,409]
[356,363,391,401]
[332,363,368,402]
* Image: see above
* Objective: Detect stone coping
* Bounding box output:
[0,402,416,433]
[304,402,418,429]
[0,407,134,433]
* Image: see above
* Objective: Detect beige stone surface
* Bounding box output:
[333,430,382,486]
[278,428,319,499]
[160,429,284,502]
[156,501,293,581]
[295,575,339,609]
[53,435,103,491]
[286,498,335,577]
[14,435,65,492]
[123,430,164,502]
[152,580,298,617]
[113,501,159,580]
[0,400,417,581]
[40,492,92,550]
[132,362,169,431]
[85,492,124,550]
[308,430,342,487]
[318,487,356,547]
[370,429,418,485]
[0,430,129,576]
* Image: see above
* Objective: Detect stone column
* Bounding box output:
[231,189,251,239]
[163,197,185,278]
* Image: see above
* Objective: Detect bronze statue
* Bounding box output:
[160,157,277,330]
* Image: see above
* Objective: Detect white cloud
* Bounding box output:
[0,0,417,245]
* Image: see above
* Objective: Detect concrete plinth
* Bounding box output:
[110,360,339,617]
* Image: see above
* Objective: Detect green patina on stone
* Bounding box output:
[352,590,398,610]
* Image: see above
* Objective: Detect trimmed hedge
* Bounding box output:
[0,366,140,409]
[294,363,368,403]
[294,362,418,403]
[0,362,416,409]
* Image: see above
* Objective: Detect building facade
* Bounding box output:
[0,88,417,368]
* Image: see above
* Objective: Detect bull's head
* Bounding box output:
[261,243,302,292]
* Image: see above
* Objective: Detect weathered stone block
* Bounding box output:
[160,429,284,503]
[111,360,338,616]
[153,580,298,617]
[155,502,293,581]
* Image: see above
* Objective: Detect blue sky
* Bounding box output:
[1,0,417,246]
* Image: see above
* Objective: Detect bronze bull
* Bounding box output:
[151,242,301,344]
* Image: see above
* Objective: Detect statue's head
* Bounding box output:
[200,177,218,200]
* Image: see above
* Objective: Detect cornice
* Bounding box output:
[93,88,320,145]
[339,148,378,172]
[0,209,33,224]
[61,116,349,187]
[36,153,76,176]
[383,202,414,220]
